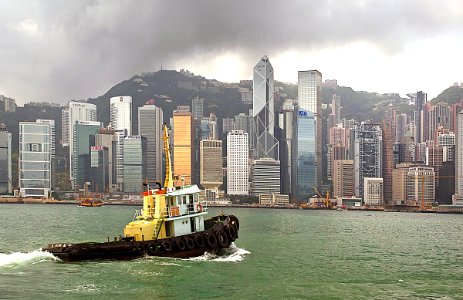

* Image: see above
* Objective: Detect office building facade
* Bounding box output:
[253,55,278,160]
[110,96,132,190]
[173,111,194,186]
[0,127,12,194]
[123,136,147,193]
[138,104,163,184]
[227,130,249,195]
[19,121,53,197]
[298,70,322,189]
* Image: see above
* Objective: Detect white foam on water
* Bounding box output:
[186,243,250,262]
[0,250,59,269]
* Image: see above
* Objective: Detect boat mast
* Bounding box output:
[163,124,174,192]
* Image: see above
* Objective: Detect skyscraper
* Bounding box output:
[278,99,297,198]
[138,104,163,184]
[295,109,316,201]
[192,96,204,121]
[333,160,354,198]
[251,158,281,196]
[200,139,223,190]
[110,96,132,191]
[62,102,97,185]
[353,122,383,198]
[73,121,102,189]
[0,125,12,194]
[123,136,147,193]
[253,55,278,160]
[227,130,248,195]
[415,91,427,143]
[173,110,194,186]
[456,111,463,198]
[19,121,53,198]
[94,128,116,191]
[298,70,322,189]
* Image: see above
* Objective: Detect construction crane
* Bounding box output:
[313,187,332,208]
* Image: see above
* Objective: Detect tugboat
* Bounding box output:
[42,125,239,261]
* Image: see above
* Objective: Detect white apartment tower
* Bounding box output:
[110,96,132,191]
[227,130,249,195]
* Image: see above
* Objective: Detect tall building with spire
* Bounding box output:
[298,70,322,190]
[253,55,278,160]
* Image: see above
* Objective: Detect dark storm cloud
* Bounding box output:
[0,0,462,104]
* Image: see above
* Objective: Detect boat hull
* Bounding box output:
[42,215,239,261]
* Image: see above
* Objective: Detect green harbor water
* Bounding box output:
[1,204,463,299]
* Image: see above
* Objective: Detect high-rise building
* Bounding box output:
[253,55,278,160]
[200,140,223,190]
[395,113,409,143]
[192,97,204,121]
[123,136,147,193]
[295,109,316,201]
[363,177,384,206]
[138,104,163,184]
[251,158,280,196]
[456,111,463,197]
[63,102,97,186]
[0,125,12,194]
[392,163,413,205]
[19,121,53,197]
[94,128,116,191]
[73,121,102,189]
[382,119,394,204]
[173,110,194,186]
[407,166,435,206]
[222,117,235,135]
[36,119,55,159]
[298,70,322,189]
[0,95,16,113]
[110,96,132,191]
[89,146,109,193]
[353,122,383,198]
[278,99,297,198]
[428,102,451,141]
[415,91,427,143]
[234,111,254,152]
[333,160,354,198]
[227,130,248,195]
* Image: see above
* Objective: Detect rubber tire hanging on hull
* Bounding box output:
[147,242,159,256]
[162,240,173,252]
[227,224,238,240]
[184,237,195,250]
[206,233,218,248]
[216,230,229,248]
[194,234,206,248]
[176,239,186,251]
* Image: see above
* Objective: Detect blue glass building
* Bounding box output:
[296,109,316,200]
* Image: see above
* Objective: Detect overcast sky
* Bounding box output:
[1,0,463,105]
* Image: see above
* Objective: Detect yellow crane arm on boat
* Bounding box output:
[163,124,174,191]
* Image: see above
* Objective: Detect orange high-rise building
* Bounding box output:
[173,111,194,186]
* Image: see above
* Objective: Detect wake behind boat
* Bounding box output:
[42,125,239,261]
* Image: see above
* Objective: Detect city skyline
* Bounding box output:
[1,1,463,105]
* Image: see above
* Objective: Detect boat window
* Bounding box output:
[186,195,190,203]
